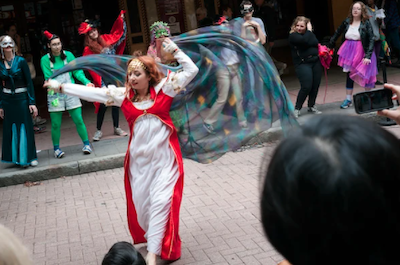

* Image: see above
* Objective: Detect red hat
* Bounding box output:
[43,30,53,40]
[78,21,94,35]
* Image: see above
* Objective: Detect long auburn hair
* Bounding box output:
[348,1,369,24]
[289,16,310,34]
[84,29,109,54]
[125,55,165,102]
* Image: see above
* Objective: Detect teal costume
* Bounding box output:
[0,56,37,166]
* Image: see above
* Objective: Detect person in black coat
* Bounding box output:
[289,16,322,118]
[328,1,376,109]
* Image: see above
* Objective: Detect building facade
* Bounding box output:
[0,0,354,66]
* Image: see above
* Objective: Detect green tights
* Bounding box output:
[50,107,89,147]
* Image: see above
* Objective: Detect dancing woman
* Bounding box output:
[40,30,94,158]
[0,35,38,167]
[289,17,323,118]
[44,38,199,265]
[79,10,128,141]
[328,1,376,109]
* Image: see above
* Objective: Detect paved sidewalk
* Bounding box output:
[0,143,282,265]
[2,65,400,185]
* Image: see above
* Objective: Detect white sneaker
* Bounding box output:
[114,127,128,136]
[30,160,39,167]
[308,106,322,114]
[239,120,248,128]
[54,149,65,159]
[93,130,103,141]
[82,145,92,154]
[294,109,301,118]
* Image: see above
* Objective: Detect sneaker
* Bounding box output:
[340,99,352,109]
[278,63,287,75]
[203,123,216,134]
[33,116,47,126]
[375,80,384,85]
[54,149,65,159]
[82,145,92,154]
[30,160,39,167]
[294,109,301,118]
[239,120,248,128]
[308,106,322,114]
[114,127,128,136]
[34,126,46,134]
[93,130,103,141]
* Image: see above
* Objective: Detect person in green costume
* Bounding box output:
[0,35,38,167]
[40,30,94,158]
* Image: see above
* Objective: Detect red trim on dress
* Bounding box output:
[121,87,183,260]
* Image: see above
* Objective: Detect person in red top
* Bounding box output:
[44,38,199,265]
[78,10,128,141]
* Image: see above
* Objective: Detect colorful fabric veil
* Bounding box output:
[50,24,298,163]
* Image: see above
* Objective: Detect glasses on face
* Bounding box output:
[196,13,201,16]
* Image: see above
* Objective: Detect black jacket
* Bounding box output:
[289,30,319,66]
[328,18,374,59]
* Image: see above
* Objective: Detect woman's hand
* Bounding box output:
[43,79,61,93]
[307,22,313,31]
[362,58,371,65]
[0,109,4,119]
[29,105,38,118]
[86,83,95,87]
[377,83,400,124]
[162,38,179,55]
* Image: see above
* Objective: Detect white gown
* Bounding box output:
[129,100,179,255]
[60,50,199,257]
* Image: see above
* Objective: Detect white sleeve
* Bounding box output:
[162,50,199,98]
[62,83,126,107]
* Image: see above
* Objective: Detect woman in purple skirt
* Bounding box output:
[329,1,377,109]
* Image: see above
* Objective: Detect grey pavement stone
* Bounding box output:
[0,143,281,265]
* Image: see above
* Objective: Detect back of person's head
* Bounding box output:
[0,223,32,265]
[261,115,400,265]
[102,242,145,265]
[196,7,208,22]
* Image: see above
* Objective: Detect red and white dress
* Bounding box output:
[61,51,199,260]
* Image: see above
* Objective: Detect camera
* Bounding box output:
[353,88,394,114]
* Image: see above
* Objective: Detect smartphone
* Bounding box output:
[353,88,394,114]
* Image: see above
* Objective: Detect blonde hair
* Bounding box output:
[290,16,310,34]
[0,223,32,265]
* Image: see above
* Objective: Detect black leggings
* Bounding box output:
[295,60,323,110]
[97,103,119,130]
[346,72,354,89]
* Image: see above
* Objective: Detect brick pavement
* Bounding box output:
[0,142,283,265]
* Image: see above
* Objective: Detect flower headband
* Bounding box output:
[150,21,171,44]
[128,59,147,73]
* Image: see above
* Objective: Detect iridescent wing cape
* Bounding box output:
[50,25,298,163]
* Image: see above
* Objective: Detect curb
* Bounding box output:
[0,101,386,187]
[0,154,125,187]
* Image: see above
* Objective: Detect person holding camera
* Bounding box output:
[328,1,377,109]
[289,16,323,118]
[378,83,400,123]
[261,114,400,265]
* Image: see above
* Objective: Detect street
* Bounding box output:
[0,142,283,265]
